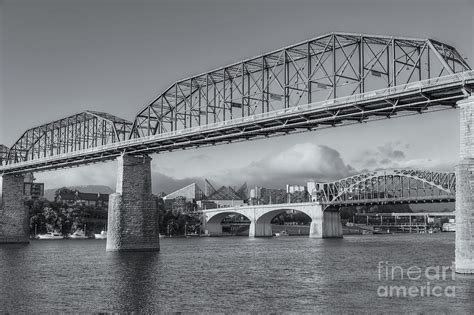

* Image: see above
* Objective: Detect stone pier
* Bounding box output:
[455,97,474,274]
[0,174,29,243]
[106,154,160,252]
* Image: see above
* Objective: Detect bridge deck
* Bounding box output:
[2,71,474,174]
[326,195,455,206]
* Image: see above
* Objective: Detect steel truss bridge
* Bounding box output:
[314,169,456,206]
[1,32,473,175]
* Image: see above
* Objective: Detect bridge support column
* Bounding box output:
[0,174,29,244]
[309,206,343,238]
[322,210,343,238]
[249,219,273,237]
[106,155,160,252]
[455,97,474,274]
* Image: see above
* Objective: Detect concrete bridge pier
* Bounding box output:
[106,154,160,252]
[309,206,343,238]
[0,174,29,244]
[455,97,474,274]
[249,219,273,237]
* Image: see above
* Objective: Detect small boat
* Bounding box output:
[37,231,63,240]
[275,230,289,237]
[373,229,392,235]
[94,230,107,239]
[70,229,88,239]
[442,222,456,232]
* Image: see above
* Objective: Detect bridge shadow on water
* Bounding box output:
[0,243,33,311]
[105,250,161,312]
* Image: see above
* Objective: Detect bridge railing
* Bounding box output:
[2,70,474,170]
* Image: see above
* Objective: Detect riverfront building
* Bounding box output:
[23,173,44,200]
[55,189,109,208]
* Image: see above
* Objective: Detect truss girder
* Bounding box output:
[1,71,474,174]
[0,33,473,174]
[131,32,470,138]
[3,111,136,164]
[316,169,456,206]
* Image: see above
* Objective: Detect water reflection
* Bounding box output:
[0,235,473,313]
[106,251,161,312]
[0,244,33,312]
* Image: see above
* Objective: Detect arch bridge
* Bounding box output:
[203,202,342,238]
[314,169,456,206]
[202,169,456,239]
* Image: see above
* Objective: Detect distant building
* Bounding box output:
[0,145,8,166]
[55,189,109,208]
[286,184,306,194]
[163,179,248,210]
[250,184,310,205]
[250,187,287,205]
[307,181,325,201]
[164,183,206,201]
[206,185,246,208]
[23,173,44,199]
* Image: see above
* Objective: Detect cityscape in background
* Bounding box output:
[20,172,455,239]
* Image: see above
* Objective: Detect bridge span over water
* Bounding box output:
[202,169,456,238]
[0,32,472,273]
[0,33,472,174]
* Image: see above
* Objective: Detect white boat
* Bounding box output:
[94,230,107,239]
[442,222,456,232]
[37,232,63,240]
[275,230,289,237]
[70,229,88,239]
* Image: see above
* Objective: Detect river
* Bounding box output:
[0,233,473,313]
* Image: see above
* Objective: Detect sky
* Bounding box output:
[0,0,473,193]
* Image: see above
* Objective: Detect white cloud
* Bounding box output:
[351,141,455,173]
[19,141,455,196]
[208,143,355,188]
[35,162,117,191]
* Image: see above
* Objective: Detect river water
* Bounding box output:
[0,233,473,313]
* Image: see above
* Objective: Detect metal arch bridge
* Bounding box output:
[1,32,473,175]
[313,169,456,206]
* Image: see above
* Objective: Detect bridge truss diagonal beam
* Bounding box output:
[4,111,137,165]
[131,32,470,138]
[0,32,473,175]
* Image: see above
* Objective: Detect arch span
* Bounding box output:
[252,205,342,238]
[253,208,312,237]
[316,169,456,205]
[204,210,252,236]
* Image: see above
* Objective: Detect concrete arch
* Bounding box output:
[204,210,252,236]
[252,208,312,237]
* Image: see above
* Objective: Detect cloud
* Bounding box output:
[208,143,355,188]
[31,161,203,195]
[152,171,203,194]
[16,141,455,197]
[34,162,117,191]
[351,141,455,172]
